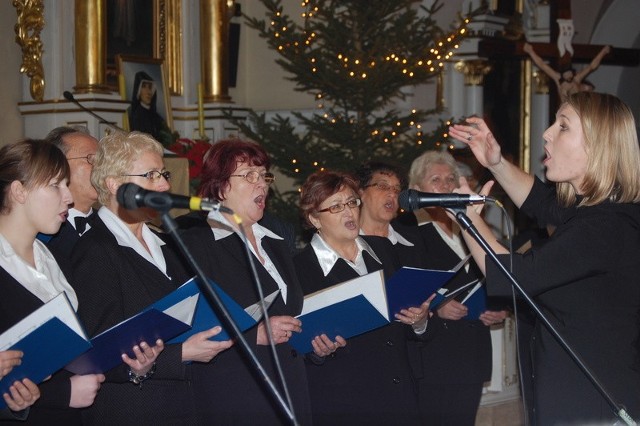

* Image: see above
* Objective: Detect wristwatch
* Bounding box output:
[128,362,156,387]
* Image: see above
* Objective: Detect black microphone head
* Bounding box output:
[63,91,75,101]
[398,189,418,211]
[117,183,145,210]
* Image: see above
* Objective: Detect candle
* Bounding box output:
[118,74,127,100]
[198,82,205,139]
[120,74,129,131]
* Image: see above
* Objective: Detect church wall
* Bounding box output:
[0,1,634,148]
[0,1,26,146]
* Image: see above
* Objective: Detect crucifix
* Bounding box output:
[476,0,640,113]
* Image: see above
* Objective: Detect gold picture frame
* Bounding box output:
[107,0,182,95]
[117,54,174,134]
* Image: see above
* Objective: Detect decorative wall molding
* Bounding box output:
[13,0,45,102]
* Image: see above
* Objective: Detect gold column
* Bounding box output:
[74,0,110,93]
[517,0,531,174]
[200,0,234,103]
[161,0,184,95]
[520,59,532,174]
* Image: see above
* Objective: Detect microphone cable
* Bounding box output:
[229,214,299,426]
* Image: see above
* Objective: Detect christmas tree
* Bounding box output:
[230,0,472,225]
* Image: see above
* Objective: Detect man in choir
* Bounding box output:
[42,126,99,277]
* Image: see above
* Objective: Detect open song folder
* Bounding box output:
[289,262,461,354]
[0,293,91,409]
[66,277,258,374]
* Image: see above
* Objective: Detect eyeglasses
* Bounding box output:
[67,154,95,165]
[364,182,402,194]
[230,171,275,185]
[317,198,362,214]
[122,170,172,181]
[428,175,457,187]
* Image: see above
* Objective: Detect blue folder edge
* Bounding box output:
[162,278,257,344]
[0,317,92,409]
[289,295,389,354]
[385,268,454,316]
[65,309,190,375]
[463,285,487,320]
[65,277,257,375]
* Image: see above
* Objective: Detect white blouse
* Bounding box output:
[0,233,78,309]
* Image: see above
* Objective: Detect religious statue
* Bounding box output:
[524,42,611,102]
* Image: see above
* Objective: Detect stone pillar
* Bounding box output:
[530,65,551,180]
[455,59,492,117]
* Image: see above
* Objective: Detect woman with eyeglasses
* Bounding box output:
[395,150,508,425]
[69,132,233,425]
[178,139,312,425]
[293,170,430,425]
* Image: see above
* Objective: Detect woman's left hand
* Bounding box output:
[182,326,234,363]
[311,334,347,357]
[479,310,509,327]
[257,315,302,345]
[395,295,433,327]
[122,339,164,376]
[455,176,495,216]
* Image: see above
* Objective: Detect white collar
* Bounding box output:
[0,234,78,309]
[205,210,284,241]
[98,206,168,276]
[310,233,381,276]
[359,224,414,247]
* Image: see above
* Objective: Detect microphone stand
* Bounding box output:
[63,91,126,133]
[159,210,297,425]
[453,209,637,426]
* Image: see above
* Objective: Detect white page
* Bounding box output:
[162,294,199,325]
[300,270,388,320]
[461,281,484,304]
[450,255,472,272]
[244,289,280,322]
[0,293,87,351]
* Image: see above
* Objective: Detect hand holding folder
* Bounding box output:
[289,264,459,354]
[66,277,266,374]
[0,293,91,409]
[429,279,487,320]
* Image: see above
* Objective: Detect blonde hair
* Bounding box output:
[557,92,640,206]
[408,150,459,188]
[91,131,164,205]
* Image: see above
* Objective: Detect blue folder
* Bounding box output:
[462,284,487,320]
[428,279,481,311]
[160,277,257,343]
[65,309,191,375]
[288,295,389,354]
[385,267,456,316]
[0,295,92,409]
[290,264,465,353]
[66,277,257,374]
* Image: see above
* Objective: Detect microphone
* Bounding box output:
[63,91,126,133]
[117,183,233,214]
[398,189,490,210]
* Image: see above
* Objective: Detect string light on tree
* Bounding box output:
[236,0,473,227]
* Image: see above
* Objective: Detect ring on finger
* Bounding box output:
[467,133,472,141]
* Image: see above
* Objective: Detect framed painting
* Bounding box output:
[117,55,174,142]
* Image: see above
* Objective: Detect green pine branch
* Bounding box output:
[229,0,471,225]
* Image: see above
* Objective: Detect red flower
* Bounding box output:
[167,138,211,194]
